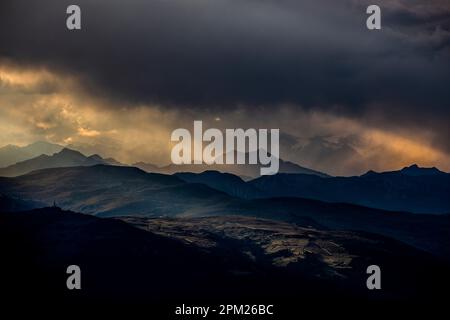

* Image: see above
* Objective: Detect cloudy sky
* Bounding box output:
[0,0,449,175]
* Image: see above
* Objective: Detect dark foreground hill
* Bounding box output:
[1,207,449,311]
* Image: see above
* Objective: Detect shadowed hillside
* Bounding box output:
[0,165,234,216]
[1,207,449,309]
[249,165,450,214]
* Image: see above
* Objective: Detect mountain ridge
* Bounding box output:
[135,151,329,179]
[0,147,124,177]
[249,164,450,214]
[0,141,64,168]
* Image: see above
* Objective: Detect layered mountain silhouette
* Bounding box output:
[0,148,123,177]
[165,165,450,214]
[135,150,329,179]
[133,161,160,173]
[0,141,63,168]
[248,164,450,214]
[0,165,233,216]
[175,170,265,198]
[1,154,449,308]
[1,142,329,180]
[0,142,449,266]
[1,164,450,259]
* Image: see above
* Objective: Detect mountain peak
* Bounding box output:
[400,164,443,176]
[0,141,64,168]
[361,170,378,177]
[58,148,85,156]
[88,154,103,161]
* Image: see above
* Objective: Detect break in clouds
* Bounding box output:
[0,0,449,175]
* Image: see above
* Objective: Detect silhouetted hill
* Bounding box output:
[0,165,233,216]
[249,165,450,214]
[172,165,450,214]
[0,141,63,168]
[0,148,123,177]
[175,170,265,199]
[135,151,329,179]
[400,164,444,176]
[133,161,161,172]
[362,164,446,177]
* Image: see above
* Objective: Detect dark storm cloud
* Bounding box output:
[1,0,449,151]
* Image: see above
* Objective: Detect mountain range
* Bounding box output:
[0,164,232,216]
[0,148,123,177]
[248,165,450,214]
[1,149,449,307]
[0,141,329,179]
[0,141,63,168]
[168,164,450,214]
[1,164,450,259]
[134,150,329,179]
[0,142,448,214]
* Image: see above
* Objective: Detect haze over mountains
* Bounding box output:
[135,150,329,179]
[0,141,328,179]
[0,141,449,215]
[0,148,123,177]
[0,141,63,168]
